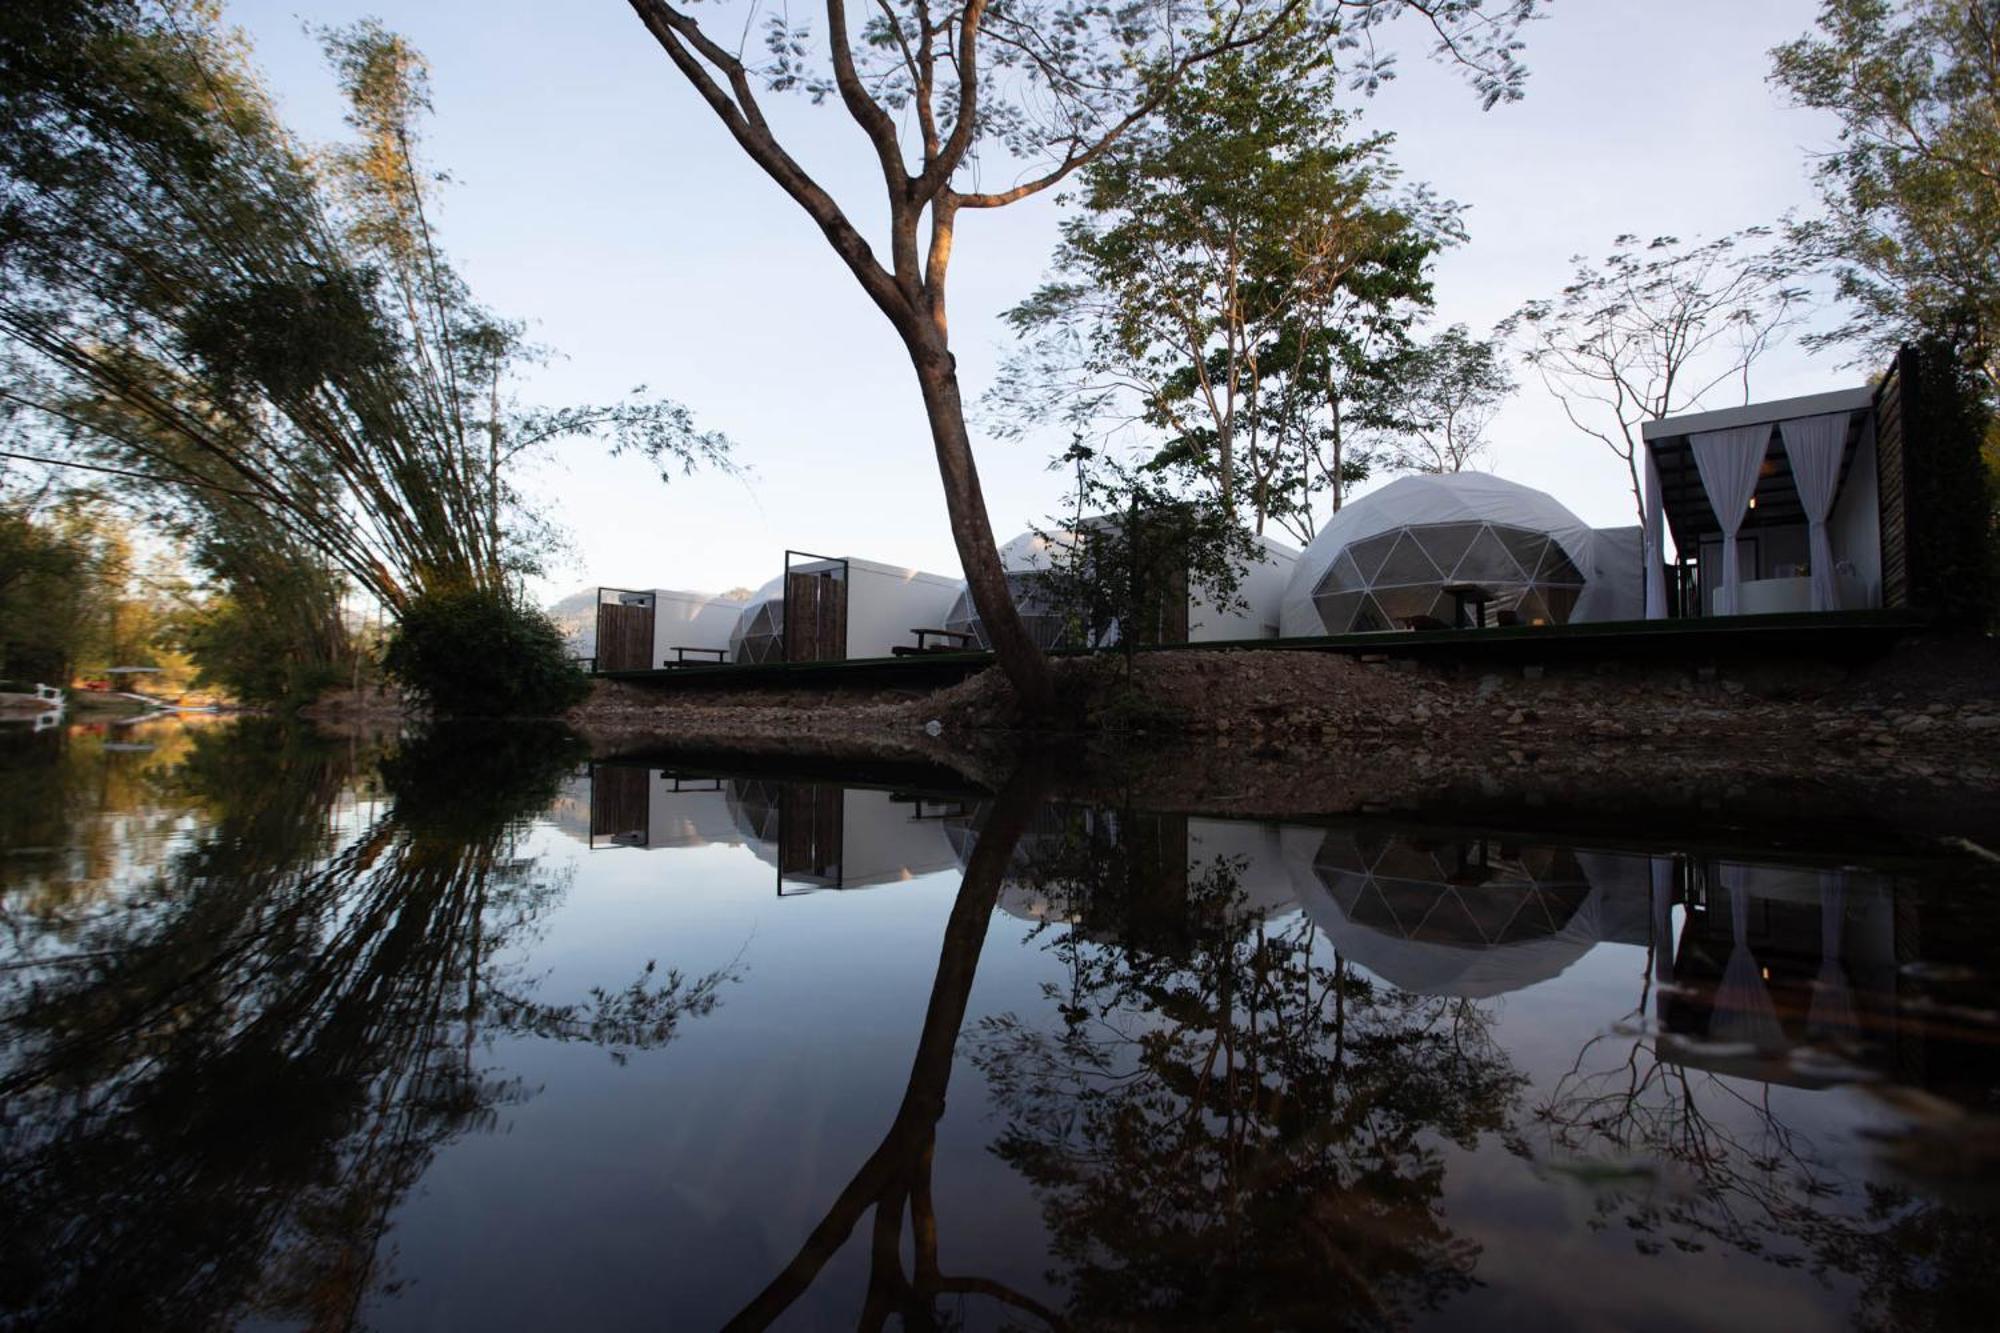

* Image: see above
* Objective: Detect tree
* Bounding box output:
[969,812,1524,1325]
[1771,0,2000,398]
[0,5,729,628]
[1504,230,1809,530]
[622,0,1547,708]
[0,721,734,1327]
[1030,454,1263,671]
[1371,322,1515,473]
[990,24,1464,541]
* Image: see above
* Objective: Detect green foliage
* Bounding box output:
[0,1,730,658]
[1771,0,2000,399]
[1376,323,1516,473]
[0,502,91,681]
[174,595,344,706]
[1032,455,1264,669]
[1899,337,1999,629]
[1506,230,1807,523]
[381,586,589,717]
[990,18,1463,539]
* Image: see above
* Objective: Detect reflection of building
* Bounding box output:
[948,806,1299,937]
[1283,822,1929,1090]
[1654,857,1900,1087]
[1285,827,1653,998]
[584,764,961,892]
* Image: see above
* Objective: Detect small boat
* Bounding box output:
[0,682,64,713]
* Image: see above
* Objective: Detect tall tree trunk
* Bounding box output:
[910,343,1055,714]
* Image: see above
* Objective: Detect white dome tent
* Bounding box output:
[946,525,1299,648]
[727,577,787,664]
[942,530,1080,650]
[1277,473,1636,636]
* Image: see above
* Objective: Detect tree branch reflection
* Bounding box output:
[0,722,736,1330]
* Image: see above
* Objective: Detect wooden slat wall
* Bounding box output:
[783,571,848,662]
[590,766,650,842]
[779,784,843,883]
[597,602,655,671]
[1875,356,1910,609]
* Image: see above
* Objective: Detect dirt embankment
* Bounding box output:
[566,637,2000,821]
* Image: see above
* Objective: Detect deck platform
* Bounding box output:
[592,610,1932,693]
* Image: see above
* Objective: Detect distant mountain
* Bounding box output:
[547,587,597,656]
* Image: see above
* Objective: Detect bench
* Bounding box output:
[661,646,730,668]
[891,627,977,656]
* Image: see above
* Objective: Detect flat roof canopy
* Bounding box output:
[1642,386,1875,552]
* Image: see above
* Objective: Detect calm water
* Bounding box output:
[3,718,1998,1331]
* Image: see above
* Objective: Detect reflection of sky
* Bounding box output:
[359,804,1943,1330]
[9,745,1982,1331]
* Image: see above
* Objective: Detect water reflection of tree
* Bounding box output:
[972,812,1525,1329]
[729,798,1525,1330]
[1532,928,2000,1332]
[725,772,1057,1331]
[0,722,733,1331]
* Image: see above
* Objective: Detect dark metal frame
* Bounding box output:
[779,550,849,664]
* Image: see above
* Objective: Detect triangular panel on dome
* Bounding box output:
[1312,590,1367,634]
[1373,584,1445,626]
[1534,541,1588,585]
[1411,522,1483,578]
[1450,524,1527,584]
[1496,525,1553,578]
[1346,531,1401,584]
[1320,548,1368,595]
[1351,594,1393,633]
[1372,530,1445,587]
[1541,585,1582,623]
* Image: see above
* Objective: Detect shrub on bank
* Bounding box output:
[382,587,589,717]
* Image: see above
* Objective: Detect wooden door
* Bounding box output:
[596,602,655,671]
[590,765,650,846]
[783,571,848,662]
[779,783,844,886]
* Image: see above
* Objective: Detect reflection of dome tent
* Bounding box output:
[1284,826,1607,998]
[1278,473,1639,635]
[945,525,1299,648]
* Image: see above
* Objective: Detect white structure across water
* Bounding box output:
[1640,386,1883,617]
[728,556,962,663]
[943,526,1299,648]
[1278,473,1643,637]
[593,587,749,671]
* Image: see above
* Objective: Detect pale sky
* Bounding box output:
[226,0,1849,603]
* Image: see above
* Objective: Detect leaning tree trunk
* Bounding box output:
[910,341,1055,715]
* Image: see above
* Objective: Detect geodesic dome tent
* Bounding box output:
[1278,473,1601,636]
[727,577,786,664]
[941,530,1079,650]
[947,526,1299,648]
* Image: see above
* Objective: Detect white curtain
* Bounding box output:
[1780,413,1848,612]
[1649,855,1676,982]
[1643,448,1669,619]
[1690,424,1769,614]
